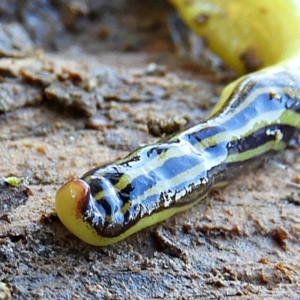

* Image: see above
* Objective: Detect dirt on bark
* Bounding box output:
[0,1,300,299]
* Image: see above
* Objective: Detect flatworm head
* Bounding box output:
[55,179,107,245]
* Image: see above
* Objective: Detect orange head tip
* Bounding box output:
[55,179,90,218]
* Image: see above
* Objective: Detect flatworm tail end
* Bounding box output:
[55,179,106,245]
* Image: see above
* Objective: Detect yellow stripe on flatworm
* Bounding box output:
[225,140,287,164]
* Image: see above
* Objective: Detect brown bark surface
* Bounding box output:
[0,1,300,299]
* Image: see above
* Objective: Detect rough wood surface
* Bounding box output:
[0,2,300,299]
